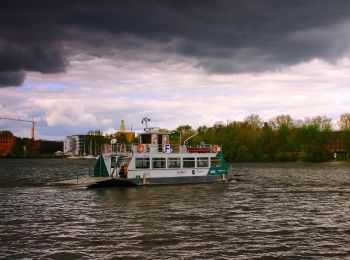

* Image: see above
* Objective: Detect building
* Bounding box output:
[37,140,63,155]
[0,135,15,156]
[119,120,135,143]
[326,131,349,153]
[63,135,86,156]
[123,132,136,143]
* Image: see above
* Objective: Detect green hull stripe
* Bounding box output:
[207,153,228,175]
[94,155,109,177]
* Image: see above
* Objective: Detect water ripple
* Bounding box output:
[0,159,350,259]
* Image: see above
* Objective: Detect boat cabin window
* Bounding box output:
[140,133,169,145]
[197,157,209,167]
[183,157,195,168]
[168,158,181,168]
[152,158,166,168]
[210,157,221,167]
[140,134,151,144]
[135,158,150,169]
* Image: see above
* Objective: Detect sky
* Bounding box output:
[1,0,350,140]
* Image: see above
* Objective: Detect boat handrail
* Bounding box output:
[103,143,222,155]
[102,143,222,154]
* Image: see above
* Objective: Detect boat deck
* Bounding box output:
[56,176,138,188]
[56,177,112,186]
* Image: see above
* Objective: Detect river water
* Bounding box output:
[0,159,350,259]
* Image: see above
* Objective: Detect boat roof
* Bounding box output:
[141,127,170,135]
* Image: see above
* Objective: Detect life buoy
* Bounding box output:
[211,145,218,153]
[137,144,145,153]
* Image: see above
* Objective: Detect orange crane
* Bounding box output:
[0,117,35,140]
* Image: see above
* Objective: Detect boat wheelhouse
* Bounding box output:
[92,127,229,186]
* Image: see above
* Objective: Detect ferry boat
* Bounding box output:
[58,124,229,187]
[89,125,229,187]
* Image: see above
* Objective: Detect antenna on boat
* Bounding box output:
[141,117,151,128]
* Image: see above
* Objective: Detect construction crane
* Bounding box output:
[0,117,35,140]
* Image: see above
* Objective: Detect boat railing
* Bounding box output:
[132,144,185,154]
[112,143,133,154]
[131,143,222,154]
[186,144,222,153]
[101,143,132,154]
[102,143,222,154]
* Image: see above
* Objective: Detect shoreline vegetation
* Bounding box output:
[2,113,350,163]
[173,113,350,163]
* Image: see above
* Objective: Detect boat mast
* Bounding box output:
[141,117,151,129]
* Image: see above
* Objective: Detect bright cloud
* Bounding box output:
[1,55,350,139]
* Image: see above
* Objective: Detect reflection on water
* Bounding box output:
[0,159,350,259]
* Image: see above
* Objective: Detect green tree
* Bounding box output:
[197,125,209,134]
[296,124,330,162]
[176,125,193,135]
[176,125,195,145]
[174,113,342,162]
[87,130,103,136]
[259,123,277,161]
[0,130,13,137]
[158,128,170,133]
[340,129,350,159]
[275,124,293,161]
[85,130,107,155]
[114,132,127,143]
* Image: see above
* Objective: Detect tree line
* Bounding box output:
[173,113,350,162]
[4,112,350,161]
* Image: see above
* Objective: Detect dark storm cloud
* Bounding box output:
[0,70,25,87]
[1,0,350,87]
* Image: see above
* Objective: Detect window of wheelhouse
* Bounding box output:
[197,157,209,167]
[168,158,181,168]
[152,158,166,168]
[183,157,195,168]
[210,157,221,167]
[135,158,150,169]
[140,134,151,144]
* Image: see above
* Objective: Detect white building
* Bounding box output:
[63,135,86,156]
